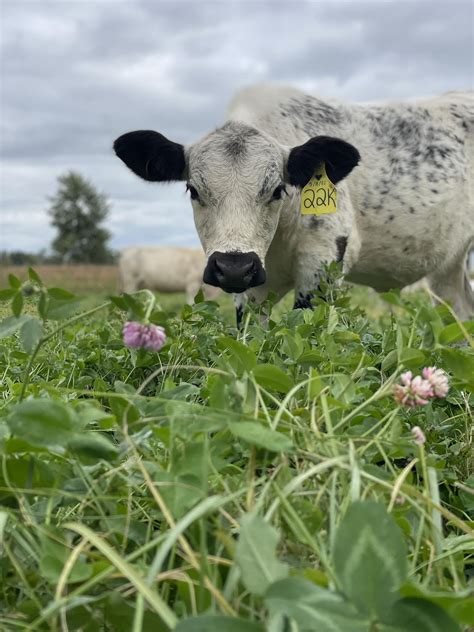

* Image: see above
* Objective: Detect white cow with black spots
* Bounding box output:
[114,85,474,322]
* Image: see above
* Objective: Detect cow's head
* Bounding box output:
[114,122,359,293]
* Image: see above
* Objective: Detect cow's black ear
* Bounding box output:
[113,130,186,182]
[286,136,360,186]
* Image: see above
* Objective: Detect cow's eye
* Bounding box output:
[186,184,200,201]
[271,184,287,201]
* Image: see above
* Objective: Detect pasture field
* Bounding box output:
[0,267,473,631]
[0,266,119,296]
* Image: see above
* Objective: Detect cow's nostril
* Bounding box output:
[239,261,255,279]
[213,260,227,280]
[240,260,254,277]
[213,259,225,275]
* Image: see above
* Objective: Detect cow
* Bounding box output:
[114,84,474,323]
[118,246,220,304]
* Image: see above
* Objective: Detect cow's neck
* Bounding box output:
[264,194,301,281]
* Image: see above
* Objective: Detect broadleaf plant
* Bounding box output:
[0,268,471,630]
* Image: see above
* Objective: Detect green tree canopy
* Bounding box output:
[48,171,114,263]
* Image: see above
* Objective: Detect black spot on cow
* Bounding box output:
[281,96,344,135]
[388,214,394,221]
[219,123,260,160]
[409,207,415,214]
[368,108,427,155]
[302,97,343,127]
[335,236,348,262]
[427,171,442,183]
[425,146,436,162]
[431,188,438,194]
[236,304,244,329]
[224,137,247,158]
[425,144,455,169]
[294,292,314,309]
[403,246,410,253]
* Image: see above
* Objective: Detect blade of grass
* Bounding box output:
[63,522,178,629]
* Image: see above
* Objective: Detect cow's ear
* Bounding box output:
[113,130,186,182]
[286,136,360,186]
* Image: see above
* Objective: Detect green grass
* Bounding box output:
[0,270,473,631]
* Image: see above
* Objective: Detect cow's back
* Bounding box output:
[119,246,207,293]
[347,92,473,287]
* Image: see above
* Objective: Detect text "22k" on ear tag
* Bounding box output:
[300,163,337,216]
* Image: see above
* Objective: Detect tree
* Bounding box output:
[48,171,114,263]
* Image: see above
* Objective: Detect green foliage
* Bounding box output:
[0,271,472,630]
[265,501,462,631]
[19,317,43,353]
[380,598,461,632]
[229,421,293,452]
[265,578,368,631]
[235,514,289,595]
[333,501,407,618]
[175,617,264,631]
[48,170,114,263]
[252,363,295,393]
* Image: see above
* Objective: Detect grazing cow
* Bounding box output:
[118,246,220,304]
[114,85,474,322]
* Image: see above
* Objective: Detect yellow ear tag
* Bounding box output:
[300,163,337,215]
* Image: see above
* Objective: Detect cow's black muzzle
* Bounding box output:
[203,251,266,293]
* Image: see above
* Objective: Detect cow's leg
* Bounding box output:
[293,235,333,309]
[234,285,291,327]
[294,199,360,308]
[293,228,359,309]
[185,280,201,304]
[427,251,474,320]
[233,293,247,328]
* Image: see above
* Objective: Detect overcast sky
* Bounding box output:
[1,0,473,253]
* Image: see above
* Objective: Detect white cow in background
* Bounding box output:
[118,246,220,304]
